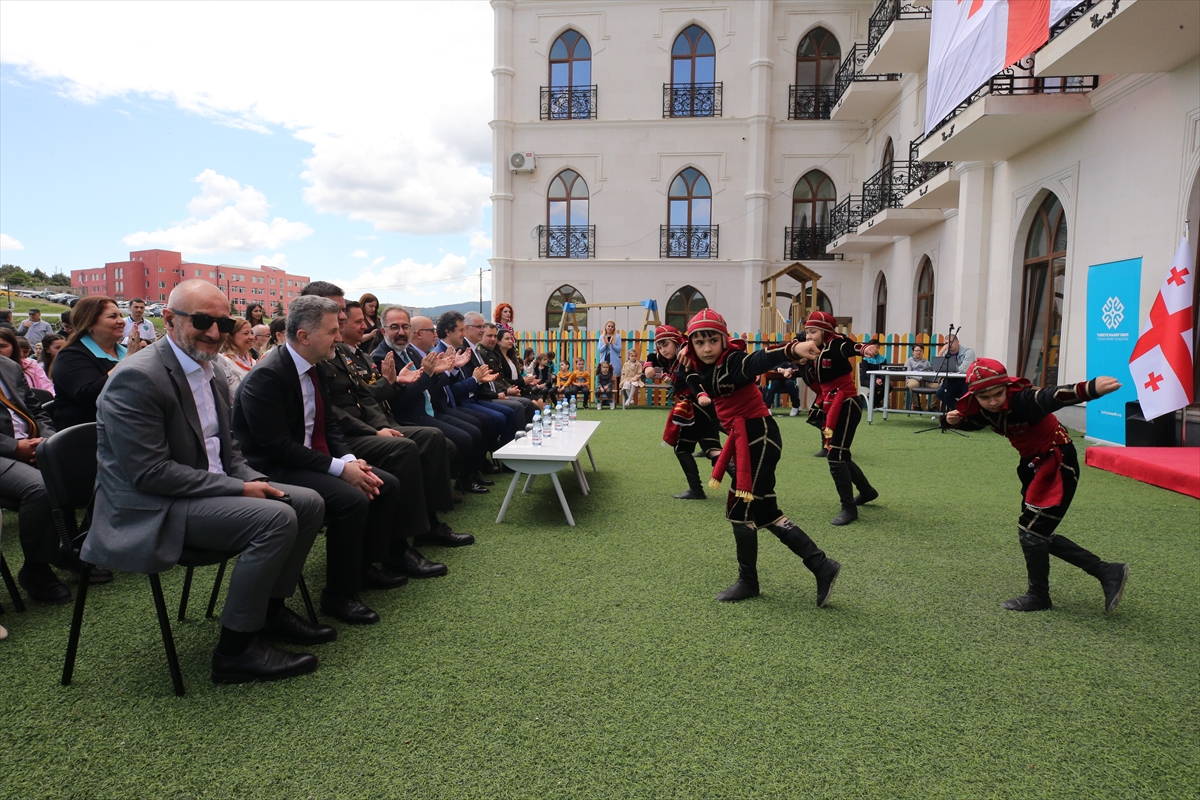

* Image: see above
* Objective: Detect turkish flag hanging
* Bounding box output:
[925,0,1051,134]
[1129,237,1195,420]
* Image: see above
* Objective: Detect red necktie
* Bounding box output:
[306,366,330,455]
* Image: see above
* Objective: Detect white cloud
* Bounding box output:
[124,169,313,253]
[346,252,487,302]
[252,253,289,269]
[371,256,385,267]
[469,231,492,252]
[0,1,493,235]
[350,249,368,258]
[0,234,24,251]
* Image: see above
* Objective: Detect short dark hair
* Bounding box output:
[0,310,11,322]
[130,298,145,305]
[301,281,344,299]
[436,310,464,339]
[59,310,71,326]
[483,322,497,332]
[28,308,40,314]
[344,300,362,313]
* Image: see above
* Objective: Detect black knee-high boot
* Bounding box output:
[1003,532,1052,611]
[767,517,841,607]
[1048,535,1129,612]
[829,462,858,525]
[674,452,706,500]
[716,524,760,602]
[847,461,879,505]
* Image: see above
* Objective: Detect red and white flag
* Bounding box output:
[925,0,1051,133]
[1129,237,1195,420]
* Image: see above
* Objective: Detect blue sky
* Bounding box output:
[0,1,494,306]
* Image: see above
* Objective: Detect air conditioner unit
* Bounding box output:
[509,151,536,173]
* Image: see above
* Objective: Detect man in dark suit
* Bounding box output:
[462,312,532,426]
[375,309,493,492]
[232,295,408,626]
[84,279,330,684]
[0,354,91,604]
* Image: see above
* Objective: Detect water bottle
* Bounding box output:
[569,396,577,422]
[554,403,563,432]
[543,408,553,438]
[531,413,542,446]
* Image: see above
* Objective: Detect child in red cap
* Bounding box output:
[946,358,1129,612]
[797,310,881,525]
[646,324,723,500]
[682,309,841,607]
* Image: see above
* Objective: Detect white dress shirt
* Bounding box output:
[0,376,30,440]
[285,343,355,476]
[166,337,224,475]
[123,317,157,345]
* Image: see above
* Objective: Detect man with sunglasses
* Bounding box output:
[87,280,330,685]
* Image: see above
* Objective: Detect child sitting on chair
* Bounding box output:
[569,357,591,408]
[596,360,615,409]
[619,347,643,408]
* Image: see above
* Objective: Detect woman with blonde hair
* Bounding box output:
[219,317,257,400]
[596,319,622,380]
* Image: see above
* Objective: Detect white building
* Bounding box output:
[490,0,1200,429]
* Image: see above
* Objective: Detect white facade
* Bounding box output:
[491,0,1200,427]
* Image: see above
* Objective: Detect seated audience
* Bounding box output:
[619,347,643,408]
[219,318,258,400]
[595,361,615,409]
[936,334,977,409]
[251,324,271,359]
[52,296,128,429]
[860,339,888,409]
[38,333,66,380]
[904,344,934,410]
[558,357,591,408]
[16,336,54,394]
[58,309,73,339]
[266,316,288,351]
[535,353,557,404]
[84,279,329,684]
[494,327,544,409]
[480,323,537,420]
[762,365,802,416]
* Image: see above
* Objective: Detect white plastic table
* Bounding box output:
[866,369,961,422]
[492,420,600,526]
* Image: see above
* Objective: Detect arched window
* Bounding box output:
[666,285,709,330]
[1018,194,1068,386]
[669,25,718,117]
[796,27,840,86]
[915,257,934,335]
[874,273,888,334]
[665,168,714,258]
[546,284,587,330]
[545,169,590,258]
[804,287,834,315]
[548,30,592,120]
[792,170,836,230]
[880,137,895,200]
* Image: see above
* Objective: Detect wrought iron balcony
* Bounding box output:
[925,56,1097,141]
[833,43,901,105]
[787,85,837,120]
[860,162,911,219]
[867,0,932,52]
[537,225,595,259]
[784,227,841,260]
[906,138,952,189]
[660,225,718,258]
[1048,0,1100,40]
[539,85,598,121]
[828,195,870,242]
[663,83,722,118]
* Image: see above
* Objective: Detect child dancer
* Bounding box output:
[946,359,1129,612]
[647,324,723,500]
[681,309,841,607]
[798,311,881,525]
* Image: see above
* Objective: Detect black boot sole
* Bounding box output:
[1103,564,1130,613]
[853,488,879,506]
[830,509,857,526]
[212,660,318,684]
[674,490,707,500]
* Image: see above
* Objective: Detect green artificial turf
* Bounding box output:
[1,410,1197,799]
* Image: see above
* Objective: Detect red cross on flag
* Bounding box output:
[1129,237,1195,420]
[925,0,1051,133]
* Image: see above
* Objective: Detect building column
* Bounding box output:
[950,161,993,347]
[490,0,516,308]
[742,0,774,331]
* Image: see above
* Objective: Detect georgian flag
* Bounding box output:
[925,0,1051,133]
[1129,237,1195,420]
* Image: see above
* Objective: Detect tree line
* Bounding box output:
[1,264,73,287]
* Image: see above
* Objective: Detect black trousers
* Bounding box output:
[825,397,863,462]
[0,458,57,563]
[265,466,401,595]
[1017,442,1080,539]
[675,403,722,458]
[347,436,430,541]
[443,406,498,451]
[725,416,784,528]
[393,425,454,514]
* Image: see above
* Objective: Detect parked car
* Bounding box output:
[146,303,164,317]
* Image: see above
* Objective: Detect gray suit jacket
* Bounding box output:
[0,356,56,469]
[82,337,265,573]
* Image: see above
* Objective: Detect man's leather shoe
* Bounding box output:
[363,565,409,590]
[261,606,337,645]
[415,523,475,548]
[395,547,449,579]
[319,590,380,625]
[211,637,317,684]
[18,564,71,604]
[482,461,504,474]
[54,552,114,584]
[452,491,464,505]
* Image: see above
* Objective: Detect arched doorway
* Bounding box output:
[914,257,934,335]
[546,284,586,330]
[1017,193,1067,386]
[874,273,888,334]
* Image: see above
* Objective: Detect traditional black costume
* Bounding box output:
[952,358,1129,612]
[798,311,879,525]
[650,324,723,500]
[680,309,840,607]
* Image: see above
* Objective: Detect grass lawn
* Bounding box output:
[1,410,1196,798]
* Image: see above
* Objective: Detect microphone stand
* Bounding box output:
[914,323,968,437]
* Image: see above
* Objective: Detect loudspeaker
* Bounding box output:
[1125,402,1175,447]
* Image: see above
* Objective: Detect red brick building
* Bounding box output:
[71,250,311,313]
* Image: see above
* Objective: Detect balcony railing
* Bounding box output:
[660,225,718,258]
[925,56,1098,140]
[860,162,911,219]
[1048,0,1101,40]
[784,226,841,260]
[833,43,901,104]
[867,0,932,52]
[787,85,837,120]
[537,225,595,259]
[828,195,870,241]
[907,138,952,188]
[663,83,722,118]
[539,85,598,121]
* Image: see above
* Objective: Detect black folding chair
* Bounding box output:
[0,553,25,614]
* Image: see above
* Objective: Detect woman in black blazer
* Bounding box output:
[52,296,130,429]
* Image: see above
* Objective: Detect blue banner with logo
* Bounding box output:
[1086,258,1141,444]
